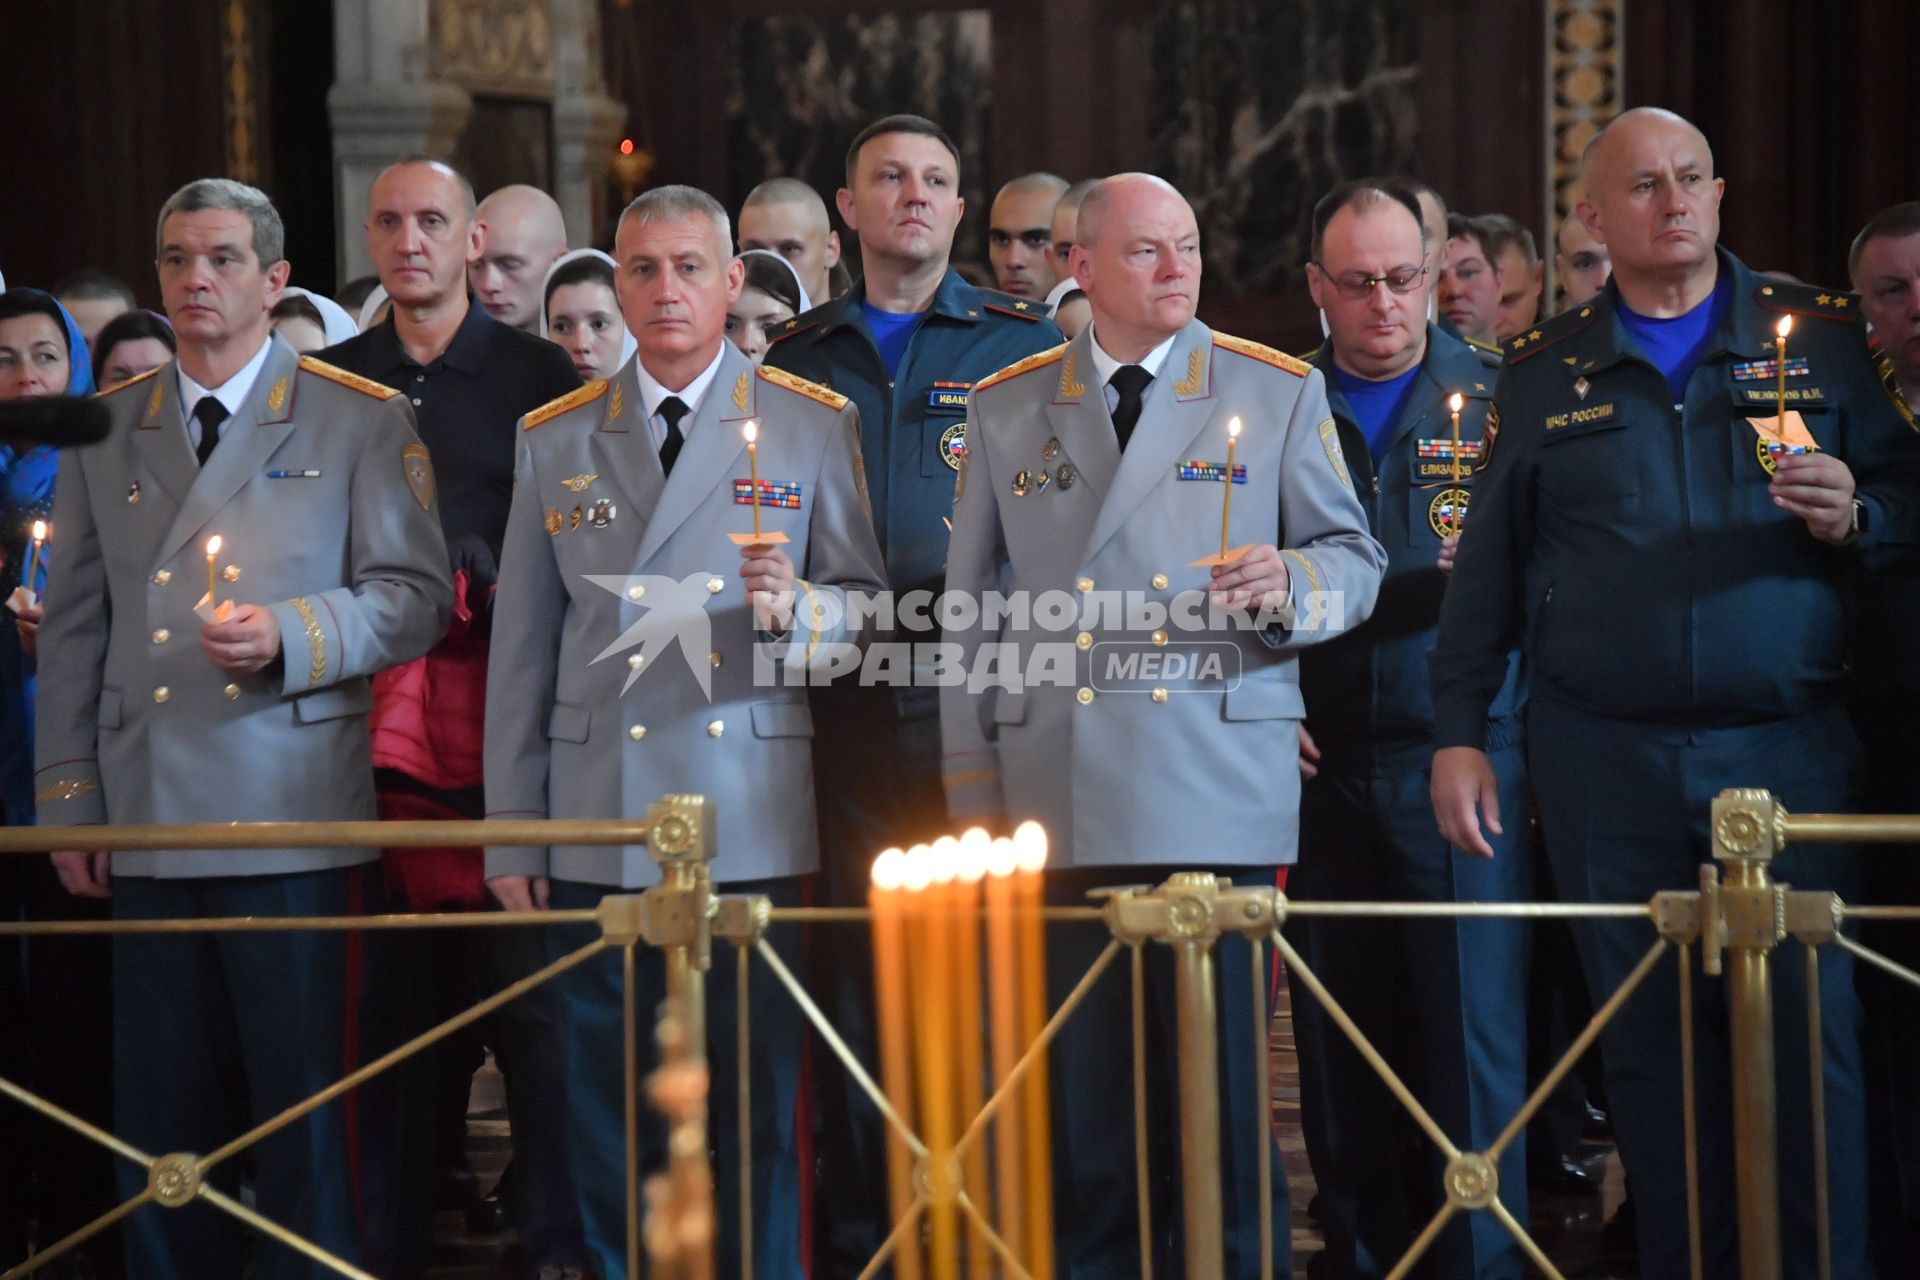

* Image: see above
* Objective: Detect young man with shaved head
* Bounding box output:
[1432,106,1920,1280]
[739,176,842,306]
[988,171,1069,298]
[943,171,1383,1275]
[471,184,569,331]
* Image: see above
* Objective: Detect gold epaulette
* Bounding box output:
[522,379,609,430]
[298,356,403,399]
[1212,332,1312,377]
[1754,279,1861,322]
[757,364,849,411]
[974,343,1068,394]
[1506,304,1597,364]
[92,364,162,399]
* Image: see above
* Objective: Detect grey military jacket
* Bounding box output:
[33,336,454,875]
[484,343,887,888]
[940,320,1385,868]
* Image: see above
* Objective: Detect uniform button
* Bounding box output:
[627,653,643,670]
[1077,576,1095,593]
[1076,687,1095,706]
[411,397,422,406]
[153,570,172,586]
[223,565,241,583]
[709,651,723,668]
[1151,687,1169,703]
[1151,630,1168,647]
[628,724,647,741]
[1075,632,1092,650]
[707,719,725,738]
[1151,573,1169,591]
[151,628,170,645]
[626,584,646,602]
[707,577,725,594]
[153,686,170,703]
[224,683,241,700]
[413,373,425,383]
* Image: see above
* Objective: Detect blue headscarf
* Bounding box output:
[0,287,93,823]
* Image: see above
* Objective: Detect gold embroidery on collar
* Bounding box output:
[1174,347,1205,396]
[1058,354,1086,399]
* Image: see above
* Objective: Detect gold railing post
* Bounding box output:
[1709,787,1787,1280]
[1104,872,1280,1280]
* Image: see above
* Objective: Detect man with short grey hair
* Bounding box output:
[485,183,885,1280]
[35,176,452,1280]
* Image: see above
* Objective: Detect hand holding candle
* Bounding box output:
[206,535,221,606]
[728,419,789,546]
[8,520,47,616]
[1775,316,1792,433]
[1191,415,1253,568]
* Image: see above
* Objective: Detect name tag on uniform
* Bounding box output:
[1176,461,1247,483]
[1414,438,1483,480]
[928,381,972,412]
[1544,402,1617,430]
[1732,385,1829,408]
[734,479,803,509]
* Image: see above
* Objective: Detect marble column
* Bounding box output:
[550,0,627,248]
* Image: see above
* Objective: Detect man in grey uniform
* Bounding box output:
[33,177,452,1280]
[941,173,1385,1276]
[483,185,886,1280]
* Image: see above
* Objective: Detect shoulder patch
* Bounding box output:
[1506,305,1596,365]
[1754,280,1862,322]
[523,379,609,430]
[1873,349,1917,431]
[978,289,1049,322]
[767,308,826,345]
[974,343,1069,394]
[92,364,163,399]
[758,364,849,411]
[298,356,403,399]
[1212,332,1312,377]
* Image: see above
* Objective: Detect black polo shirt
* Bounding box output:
[320,297,580,556]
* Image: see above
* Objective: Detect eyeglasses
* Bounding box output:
[1312,263,1428,299]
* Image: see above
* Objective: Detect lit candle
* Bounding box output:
[1774,316,1794,446]
[1011,820,1054,1278]
[1220,416,1242,560]
[744,420,763,539]
[24,520,46,602]
[949,833,991,1280]
[981,832,1024,1263]
[869,849,923,1280]
[1448,392,1466,532]
[206,535,222,608]
[921,841,959,1280]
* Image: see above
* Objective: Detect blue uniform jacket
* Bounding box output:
[1433,249,1920,746]
[1300,326,1524,772]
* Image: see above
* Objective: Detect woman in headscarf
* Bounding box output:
[0,287,114,1278]
[278,286,360,352]
[539,248,636,383]
[725,248,810,366]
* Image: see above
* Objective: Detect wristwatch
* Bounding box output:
[1850,497,1869,539]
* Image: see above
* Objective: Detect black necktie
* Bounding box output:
[657,396,690,478]
[193,396,229,468]
[1109,365,1153,451]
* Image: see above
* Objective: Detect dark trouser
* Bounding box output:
[0,848,116,1269]
[1528,698,1872,1280]
[1525,829,1605,1171]
[1854,712,1920,1276]
[808,702,949,1274]
[1288,743,1532,1280]
[1046,865,1290,1280]
[546,875,805,1280]
[354,891,583,1277]
[112,869,363,1280]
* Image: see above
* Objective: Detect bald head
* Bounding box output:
[471,184,569,330]
[1047,177,1100,283]
[739,178,840,304]
[1575,107,1723,296]
[989,172,1070,297]
[1070,174,1201,359]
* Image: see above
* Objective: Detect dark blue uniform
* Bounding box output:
[1292,324,1531,1279]
[762,269,1060,1269]
[1432,249,1920,1280]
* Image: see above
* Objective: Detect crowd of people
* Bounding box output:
[1,102,1918,1280]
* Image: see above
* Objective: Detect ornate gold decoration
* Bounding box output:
[34,778,98,805]
[1057,354,1086,400]
[428,0,554,94]
[291,596,327,687]
[1173,346,1206,396]
[1546,0,1624,301]
[563,474,598,492]
[266,376,287,415]
[150,1154,203,1207]
[732,371,751,413]
[220,0,258,184]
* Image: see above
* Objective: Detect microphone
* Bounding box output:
[0,396,112,448]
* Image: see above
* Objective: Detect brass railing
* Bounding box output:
[1,787,1915,1279]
